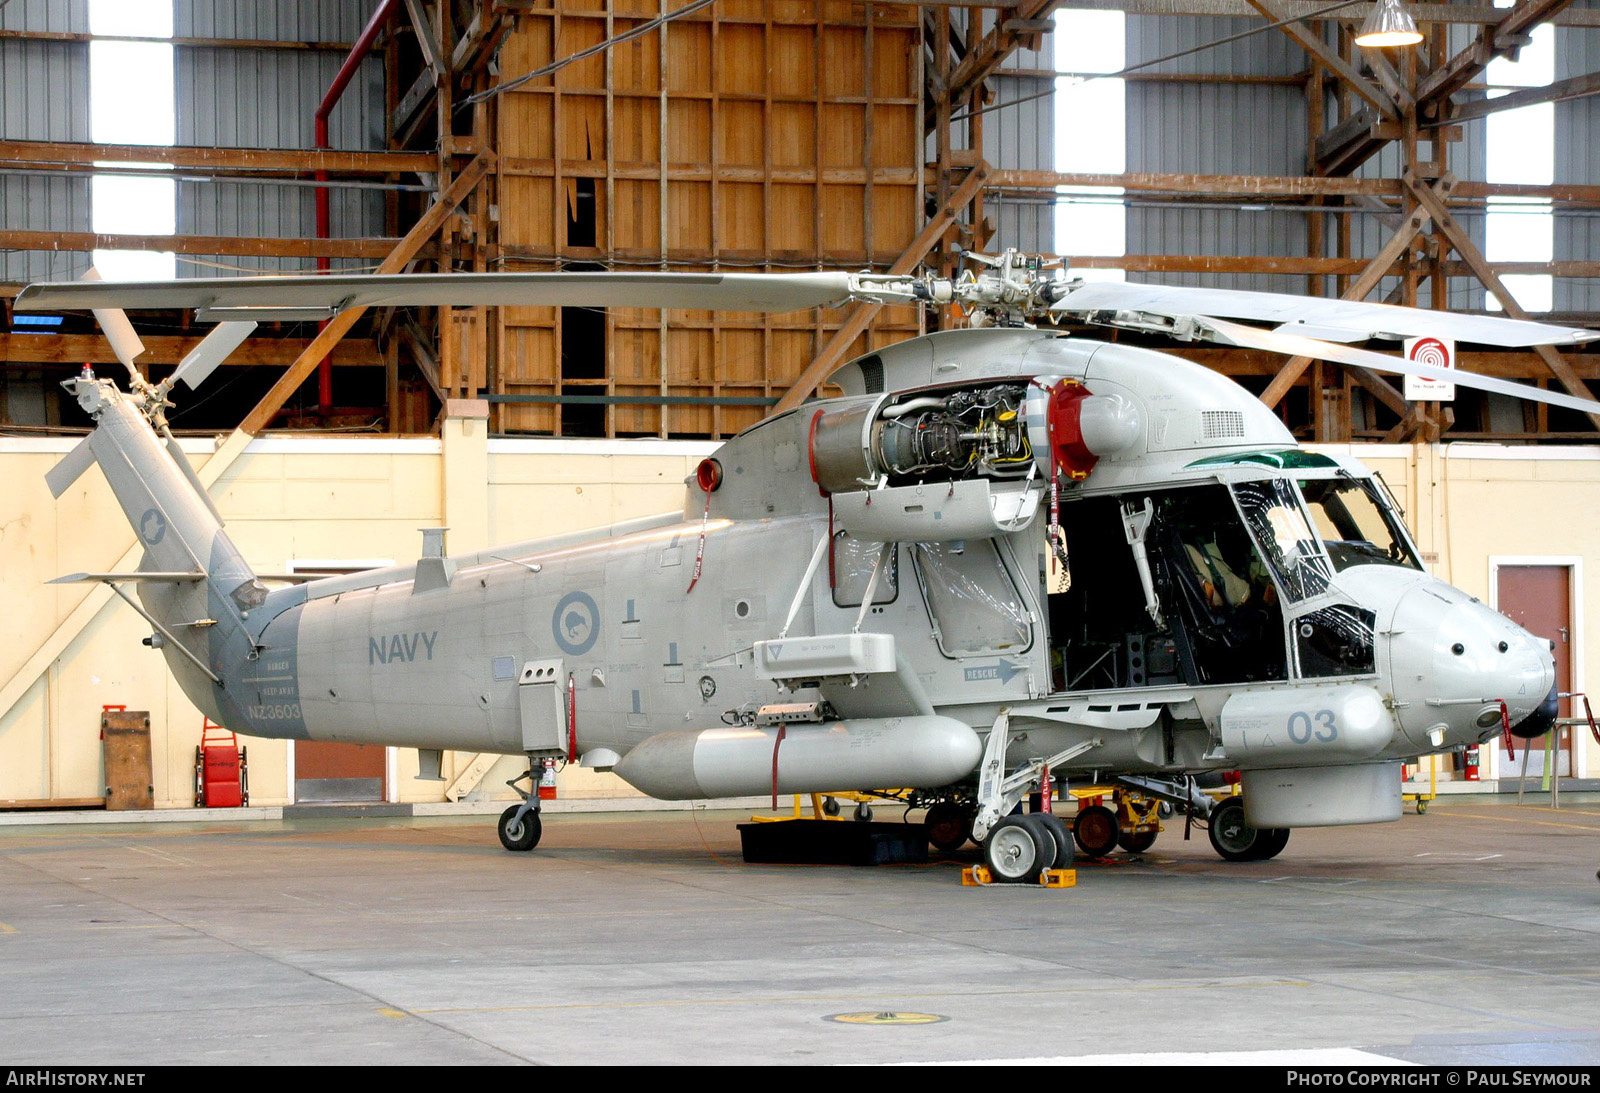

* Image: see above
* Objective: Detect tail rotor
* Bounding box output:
[45,267,256,500]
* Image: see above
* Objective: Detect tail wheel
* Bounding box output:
[1118,829,1158,854]
[498,805,542,852]
[924,802,972,852]
[1072,804,1120,858]
[1207,796,1260,862]
[984,815,1049,882]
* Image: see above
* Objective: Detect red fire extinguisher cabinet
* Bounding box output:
[194,720,249,808]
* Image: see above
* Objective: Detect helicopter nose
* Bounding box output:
[1510,683,1560,739]
[1389,581,1555,748]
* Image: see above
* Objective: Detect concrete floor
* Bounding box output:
[2,797,1598,1066]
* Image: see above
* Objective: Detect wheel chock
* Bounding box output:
[961,865,1078,888]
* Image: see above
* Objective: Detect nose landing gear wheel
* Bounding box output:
[498,805,542,852]
[1036,813,1075,868]
[1072,804,1120,858]
[984,815,1049,882]
[1207,796,1259,862]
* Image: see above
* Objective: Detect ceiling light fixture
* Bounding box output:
[1355,0,1423,48]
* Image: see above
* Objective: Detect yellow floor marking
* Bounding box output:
[0,920,15,934]
[377,1009,409,1019]
[1433,810,1600,833]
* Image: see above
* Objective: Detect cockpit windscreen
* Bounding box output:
[1297,476,1422,573]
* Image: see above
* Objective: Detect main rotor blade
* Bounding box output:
[169,320,257,390]
[16,271,862,315]
[1055,280,1596,348]
[1203,317,1600,415]
[80,267,146,376]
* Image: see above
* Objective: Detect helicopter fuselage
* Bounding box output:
[139,327,1554,832]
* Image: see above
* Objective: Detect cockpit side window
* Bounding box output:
[1298,476,1422,573]
[1230,478,1334,603]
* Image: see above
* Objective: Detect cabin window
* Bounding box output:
[910,539,1031,657]
[831,531,898,608]
[1298,476,1422,573]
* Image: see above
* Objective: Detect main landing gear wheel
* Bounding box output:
[498,805,542,852]
[1031,813,1075,869]
[1207,796,1260,862]
[984,815,1049,882]
[924,802,972,852]
[1251,826,1291,861]
[1118,829,1158,854]
[1073,804,1120,858]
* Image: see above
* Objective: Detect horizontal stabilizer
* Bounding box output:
[48,571,207,584]
[44,437,95,499]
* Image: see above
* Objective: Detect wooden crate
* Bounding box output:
[101,709,153,811]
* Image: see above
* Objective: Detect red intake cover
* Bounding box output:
[1046,379,1098,480]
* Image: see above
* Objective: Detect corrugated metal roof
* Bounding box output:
[176,49,383,151]
[173,0,372,42]
[171,1,386,277]
[928,11,1059,254]
[1,2,90,282]
[1553,25,1600,312]
[1124,15,1307,291]
[0,0,87,34]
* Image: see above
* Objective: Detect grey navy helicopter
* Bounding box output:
[17,250,1590,881]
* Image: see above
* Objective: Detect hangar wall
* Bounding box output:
[0,429,1594,810]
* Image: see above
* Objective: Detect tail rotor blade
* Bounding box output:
[170,321,257,391]
[45,436,96,499]
[80,267,146,379]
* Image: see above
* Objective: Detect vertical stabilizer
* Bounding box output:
[64,375,263,609]
[56,373,268,724]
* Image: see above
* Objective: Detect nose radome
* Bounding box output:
[1387,580,1554,746]
[1431,597,1553,726]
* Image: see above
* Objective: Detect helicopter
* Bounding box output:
[16,250,1591,882]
